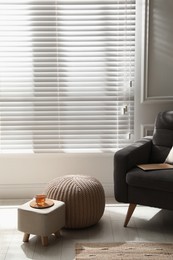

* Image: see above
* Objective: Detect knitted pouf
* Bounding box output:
[45,175,105,229]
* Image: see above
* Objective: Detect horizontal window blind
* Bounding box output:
[0,0,135,153]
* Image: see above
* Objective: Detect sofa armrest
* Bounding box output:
[114,137,152,203]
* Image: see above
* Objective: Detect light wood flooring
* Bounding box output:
[1,198,173,260]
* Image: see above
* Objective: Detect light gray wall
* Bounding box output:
[135,0,173,140]
[148,0,173,98]
[0,153,114,199]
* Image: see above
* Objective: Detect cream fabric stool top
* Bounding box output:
[18,199,65,246]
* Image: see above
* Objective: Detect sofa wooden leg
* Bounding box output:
[41,236,48,247]
[23,233,30,242]
[124,203,136,227]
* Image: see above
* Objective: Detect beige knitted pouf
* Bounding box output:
[45,175,105,229]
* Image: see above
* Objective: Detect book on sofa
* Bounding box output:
[137,163,173,171]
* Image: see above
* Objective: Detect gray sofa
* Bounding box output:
[114,111,173,226]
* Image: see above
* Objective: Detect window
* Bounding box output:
[0,0,135,153]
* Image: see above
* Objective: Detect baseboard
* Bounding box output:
[0,182,114,199]
[103,183,114,197]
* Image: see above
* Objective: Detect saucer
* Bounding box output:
[30,199,54,209]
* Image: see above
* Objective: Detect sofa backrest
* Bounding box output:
[151,111,173,163]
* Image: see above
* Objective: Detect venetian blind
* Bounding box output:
[0,0,135,153]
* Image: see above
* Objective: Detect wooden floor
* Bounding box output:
[1,198,173,260]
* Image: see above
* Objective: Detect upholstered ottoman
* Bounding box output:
[18,199,65,246]
[45,175,105,229]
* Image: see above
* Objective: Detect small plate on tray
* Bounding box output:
[30,199,54,209]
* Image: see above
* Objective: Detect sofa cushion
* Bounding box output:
[126,167,173,193]
[151,111,173,163]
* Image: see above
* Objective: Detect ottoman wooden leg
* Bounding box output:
[41,236,48,247]
[54,230,60,238]
[23,233,30,242]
